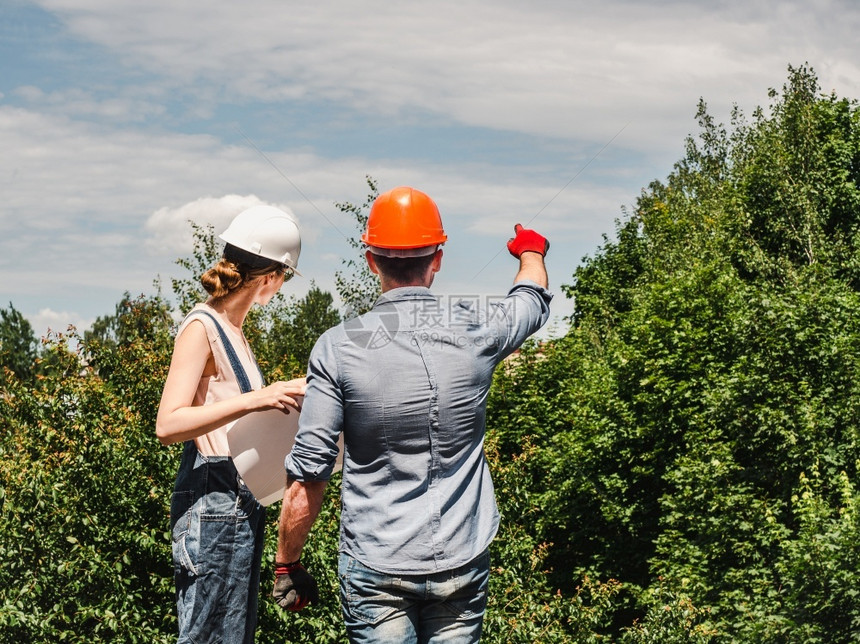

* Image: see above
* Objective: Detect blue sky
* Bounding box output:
[2,0,859,340]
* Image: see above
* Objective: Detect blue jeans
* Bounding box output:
[170,442,267,644]
[338,550,490,644]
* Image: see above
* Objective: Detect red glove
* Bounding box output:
[273,560,319,611]
[507,224,550,258]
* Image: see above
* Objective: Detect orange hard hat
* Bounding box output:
[362,186,447,251]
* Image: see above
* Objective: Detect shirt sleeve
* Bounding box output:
[493,279,553,360]
[284,331,344,481]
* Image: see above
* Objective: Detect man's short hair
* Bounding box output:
[372,252,437,285]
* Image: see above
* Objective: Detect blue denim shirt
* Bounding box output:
[285,280,552,574]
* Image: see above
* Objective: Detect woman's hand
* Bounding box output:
[156,319,310,445]
[251,378,307,414]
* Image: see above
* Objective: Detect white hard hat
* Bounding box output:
[219,205,302,272]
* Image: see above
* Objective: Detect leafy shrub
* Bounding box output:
[4,64,860,642]
[0,322,175,642]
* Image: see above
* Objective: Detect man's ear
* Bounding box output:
[431,248,443,274]
[365,250,380,275]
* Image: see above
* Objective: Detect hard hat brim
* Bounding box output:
[366,244,441,258]
[223,242,302,276]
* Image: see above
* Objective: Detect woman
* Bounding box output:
[156,205,306,643]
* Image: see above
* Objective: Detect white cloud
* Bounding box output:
[144,194,295,256]
[30,307,94,340]
[32,0,860,156]
[0,105,341,244]
[12,85,166,122]
[1,101,601,335]
[6,0,859,340]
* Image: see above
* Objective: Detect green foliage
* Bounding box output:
[4,64,860,642]
[772,464,860,642]
[487,63,860,641]
[483,429,624,643]
[170,221,222,315]
[0,302,39,384]
[0,326,176,642]
[255,284,341,379]
[334,175,381,318]
[83,290,174,385]
[255,477,346,643]
[618,582,717,643]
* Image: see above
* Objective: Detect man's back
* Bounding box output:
[273,188,551,642]
[286,282,551,574]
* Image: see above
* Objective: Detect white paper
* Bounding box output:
[227,400,343,506]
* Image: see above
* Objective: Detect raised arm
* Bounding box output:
[507,224,549,288]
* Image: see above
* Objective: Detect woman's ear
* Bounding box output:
[261,271,279,288]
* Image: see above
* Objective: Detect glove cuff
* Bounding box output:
[275,560,302,576]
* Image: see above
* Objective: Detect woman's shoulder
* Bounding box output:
[177,303,220,339]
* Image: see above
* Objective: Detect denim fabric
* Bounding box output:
[286,281,552,575]
[339,550,490,644]
[171,442,267,644]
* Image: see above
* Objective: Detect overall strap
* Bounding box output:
[186,309,265,394]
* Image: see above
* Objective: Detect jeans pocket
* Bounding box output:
[172,533,198,577]
[443,551,490,619]
[171,491,198,576]
[339,554,406,626]
[235,475,259,519]
[443,583,488,620]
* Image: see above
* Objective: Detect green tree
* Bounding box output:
[0,321,176,642]
[334,175,381,318]
[0,302,39,384]
[170,221,223,316]
[487,63,860,640]
[257,283,341,378]
[83,290,174,382]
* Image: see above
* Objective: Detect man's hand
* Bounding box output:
[272,560,319,611]
[507,224,550,258]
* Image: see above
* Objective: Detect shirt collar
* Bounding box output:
[374,286,436,306]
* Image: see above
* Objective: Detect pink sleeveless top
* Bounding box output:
[175,303,265,457]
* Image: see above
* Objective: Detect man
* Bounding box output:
[273,186,551,643]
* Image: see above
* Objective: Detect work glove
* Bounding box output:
[507,224,550,258]
[273,560,319,611]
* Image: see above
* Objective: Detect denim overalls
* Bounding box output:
[169,309,267,644]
